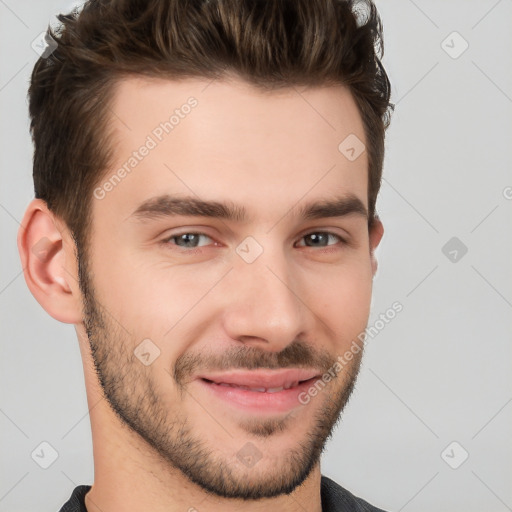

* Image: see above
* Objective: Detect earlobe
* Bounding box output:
[369,217,384,277]
[17,199,83,324]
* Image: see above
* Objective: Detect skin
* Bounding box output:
[18,76,384,512]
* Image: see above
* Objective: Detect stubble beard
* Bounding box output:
[78,250,363,499]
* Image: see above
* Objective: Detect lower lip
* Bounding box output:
[196,377,320,414]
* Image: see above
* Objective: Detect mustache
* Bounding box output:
[173,339,336,385]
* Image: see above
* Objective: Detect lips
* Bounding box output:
[196,368,321,393]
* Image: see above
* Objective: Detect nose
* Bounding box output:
[220,254,312,352]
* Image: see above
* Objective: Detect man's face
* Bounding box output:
[80,76,380,499]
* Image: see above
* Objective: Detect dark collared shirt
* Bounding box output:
[58,476,389,511]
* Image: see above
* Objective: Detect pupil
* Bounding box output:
[307,233,326,246]
[180,233,198,247]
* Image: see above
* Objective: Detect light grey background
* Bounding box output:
[1,1,511,511]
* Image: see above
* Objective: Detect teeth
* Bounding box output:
[215,381,299,392]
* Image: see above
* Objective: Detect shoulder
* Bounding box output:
[321,475,389,512]
[58,485,91,512]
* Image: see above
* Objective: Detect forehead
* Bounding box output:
[95,76,368,223]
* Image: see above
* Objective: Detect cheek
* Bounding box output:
[92,244,223,340]
[302,259,373,341]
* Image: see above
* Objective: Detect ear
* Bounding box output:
[368,216,384,277]
[17,199,83,324]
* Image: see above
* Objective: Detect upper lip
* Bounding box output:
[196,368,321,389]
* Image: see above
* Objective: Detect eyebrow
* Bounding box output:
[129,193,368,223]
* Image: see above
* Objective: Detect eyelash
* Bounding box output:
[161,231,347,251]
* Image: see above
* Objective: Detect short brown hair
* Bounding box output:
[29,0,393,255]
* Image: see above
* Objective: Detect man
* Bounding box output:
[18,0,393,510]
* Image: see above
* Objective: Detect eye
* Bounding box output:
[161,230,346,251]
[295,232,345,248]
[164,232,214,249]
